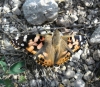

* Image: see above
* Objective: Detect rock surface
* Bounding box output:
[74,78,85,87]
[65,69,75,79]
[22,0,58,25]
[90,26,100,43]
[0,0,100,87]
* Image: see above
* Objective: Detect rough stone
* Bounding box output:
[70,52,81,62]
[83,70,93,81]
[9,0,22,15]
[22,0,58,25]
[83,64,88,72]
[65,69,75,79]
[81,53,87,60]
[53,66,60,72]
[30,79,37,87]
[36,79,42,87]
[56,14,78,27]
[90,26,100,43]
[74,78,85,87]
[93,50,100,61]
[61,79,71,86]
[50,80,58,87]
[88,65,94,71]
[3,5,10,13]
[74,72,83,79]
[69,62,75,67]
[85,57,95,65]
[0,7,2,16]
[61,65,66,71]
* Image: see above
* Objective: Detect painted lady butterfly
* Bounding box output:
[11,30,85,67]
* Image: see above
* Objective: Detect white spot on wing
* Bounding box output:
[21,43,24,46]
[79,35,82,41]
[23,35,27,42]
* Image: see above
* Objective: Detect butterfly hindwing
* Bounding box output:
[36,34,55,66]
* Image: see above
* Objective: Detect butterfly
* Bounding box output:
[11,29,85,67]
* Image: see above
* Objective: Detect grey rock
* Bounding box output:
[0,7,2,16]
[3,38,13,49]
[87,15,92,20]
[36,79,42,87]
[9,0,21,8]
[30,79,37,87]
[9,26,19,33]
[77,10,86,17]
[69,62,75,67]
[61,65,66,71]
[22,0,58,25]
[81,0,94,7]
[92,18,98,24]
[83,64,88,72]
[85,57,95,65]
[83,70,93,81]
[74,78,85,87]
[67,65,72,70]
[70,52,81,62]
[12,8,21,15]
[3,5,10,13]
[81,44,89,59]
[81,53,87,60]
[53,66,60,72]
[3,24,10,32]
[35,69,40,78]
[65,69,75,79]
[74,72,83,79]
[78,50,83,55]
[90,26,100,43]
[56,14,78,27]
[93,50,100,61]
[72,28,79,34]
[9,0,22,15]
[78,16,86,23]
[61,79,71,86]
[70,78,75,82]
[88,65,94,71]
[77,68,82,73]
[50,80,58,87]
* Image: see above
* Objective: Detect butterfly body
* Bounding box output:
[11,30,85,67]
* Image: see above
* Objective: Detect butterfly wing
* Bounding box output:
[11,34,45,53]
[53,30,85,65]
[52,30,73,65]
[35,34,55,67]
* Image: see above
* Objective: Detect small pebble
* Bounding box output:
[83,70,93,81]
[65,69,75,79]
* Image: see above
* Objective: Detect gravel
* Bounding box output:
[0,0,100,87]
